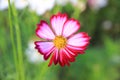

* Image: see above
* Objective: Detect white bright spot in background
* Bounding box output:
[25,40,44,64]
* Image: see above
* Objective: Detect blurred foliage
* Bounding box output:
[0,0,120,80]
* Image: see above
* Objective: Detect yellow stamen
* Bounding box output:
[53,36,67,49]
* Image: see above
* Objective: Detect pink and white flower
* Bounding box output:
[35,13,91,67]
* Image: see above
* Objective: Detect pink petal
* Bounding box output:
[44,47,55,60]
[53,49,59,65]
[59,49,70,66]
[36,20,55,40]
[65,47,78,57]
[61,53,70,66]
[59,50,65,66]
[62,19,80,37]
[66,45,86,51]
[66,45,85,54]
[48,48,59,66]
[63,48,75,62]
[50,13,68,36]
[67,32,91,47]
[35,41,54,60]
[48,53,55,67]
[59,48,76,67]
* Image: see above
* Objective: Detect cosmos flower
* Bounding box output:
[35,13,91,67]
[27,0,55,15]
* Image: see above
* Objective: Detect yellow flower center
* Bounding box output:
[53,36,67,49]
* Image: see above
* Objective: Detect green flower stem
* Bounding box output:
[11,3,25,80]
[8,0,19,80]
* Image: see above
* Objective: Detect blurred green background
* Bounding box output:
[0,0,120,80]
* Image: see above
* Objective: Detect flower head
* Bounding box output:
[35,13,91,67]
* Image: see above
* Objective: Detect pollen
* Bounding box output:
[53,36,67,49]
